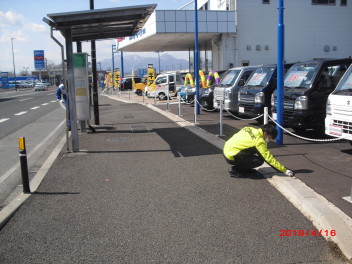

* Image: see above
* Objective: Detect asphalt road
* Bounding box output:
[0,88,66,208]
[0,96,348,263]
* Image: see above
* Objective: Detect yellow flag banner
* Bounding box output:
[147,64,155,86]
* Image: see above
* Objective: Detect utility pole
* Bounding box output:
[276,0,285,145]
[90,0,100,125]
[11,38,17,89]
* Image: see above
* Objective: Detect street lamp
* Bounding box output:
[11,38,17,89]
[155,51,163,74]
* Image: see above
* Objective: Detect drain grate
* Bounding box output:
[122,113,135,119]
[130,124,150,133]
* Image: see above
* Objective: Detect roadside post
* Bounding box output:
[178,94,182,116]
[219,99,224,136]
[18,137,30,193]
[167,77,170,111]
[154,86,157,105]
[264,107,268,125]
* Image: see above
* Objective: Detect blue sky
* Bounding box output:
[0,0,192,73]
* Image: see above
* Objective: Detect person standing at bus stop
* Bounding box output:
[223,124,294,177]
[56,83,70,129]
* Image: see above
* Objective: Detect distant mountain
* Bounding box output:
[99,53,189,74]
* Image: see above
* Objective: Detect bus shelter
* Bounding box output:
[43,4,157,152]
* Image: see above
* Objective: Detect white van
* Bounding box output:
[325,64,352,143]
[146,71,186,100]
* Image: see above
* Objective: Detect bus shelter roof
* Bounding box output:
[44,4,157,41]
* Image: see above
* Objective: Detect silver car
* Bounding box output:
[34,84,46,91]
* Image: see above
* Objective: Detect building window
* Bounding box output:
[263,0,270,4]
[312,0,336,5]
[341,0,347,5]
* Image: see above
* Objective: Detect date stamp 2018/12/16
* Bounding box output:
[280,230,336,237]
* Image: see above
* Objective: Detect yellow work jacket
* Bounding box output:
[223,127,286,173]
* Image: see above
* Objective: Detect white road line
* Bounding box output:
[14,111,28,116]
[0,92,39,99]
[41,103,49,106]
[0,119,66,185]
[19,98,33,102]
[50,100,57,103]
[0,118,10,123]
[47,93,56,95]
[30,106,40,110]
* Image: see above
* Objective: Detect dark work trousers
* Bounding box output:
[224,150,264,172]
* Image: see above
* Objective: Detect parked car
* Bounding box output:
[238,63,294,120]
[271,58,352,132]
[122,77,142,91]
[195,70,226,110]
[325,64,352,144]
[213,66,257,113]
[146,71,187,100]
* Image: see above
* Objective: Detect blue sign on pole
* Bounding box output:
[34,50,45,70]
[1,72,9,88]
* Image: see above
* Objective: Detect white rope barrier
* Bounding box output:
[225,109,264,120]
[194,99,217,112]
[268,115,344,142]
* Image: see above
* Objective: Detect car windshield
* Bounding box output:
[284,63,319,89]
[246,67,275,87]
[332,67,352,94]
[219,70,241,86]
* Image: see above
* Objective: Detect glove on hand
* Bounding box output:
[285,169,294,177]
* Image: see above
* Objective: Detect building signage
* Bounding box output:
[1,72,9,88]
[34,50,45,70]
[73,53,90,121]
[129,28,146,40]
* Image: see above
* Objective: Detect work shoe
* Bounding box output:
[229,167,242,177]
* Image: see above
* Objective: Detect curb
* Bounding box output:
[107,94,352,260]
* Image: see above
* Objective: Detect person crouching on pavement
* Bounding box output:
[223,124,294,177]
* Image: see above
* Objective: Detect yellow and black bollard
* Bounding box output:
[18,137,30,193]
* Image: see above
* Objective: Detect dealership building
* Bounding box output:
[117,0,352,73]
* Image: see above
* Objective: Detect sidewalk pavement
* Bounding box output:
[0,93,351,263]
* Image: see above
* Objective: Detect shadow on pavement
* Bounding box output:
[154,127,221,157]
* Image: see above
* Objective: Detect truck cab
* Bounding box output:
[213,66,257,113]
[325,64,352,142]
[271,58,352,132]
[237,64,292,118]
[146,71,186,100]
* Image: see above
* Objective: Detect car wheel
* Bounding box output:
[158,92,166,100]
[136,89,142,96]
